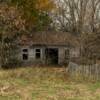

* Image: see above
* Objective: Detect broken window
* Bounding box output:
[22,49,28,60]
[23,54,28,60]
[35,49,41,59]
[23,49,28,52]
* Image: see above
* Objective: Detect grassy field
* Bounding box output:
[0,65,100,100]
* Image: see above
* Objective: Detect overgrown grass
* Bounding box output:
[0,65,100,100]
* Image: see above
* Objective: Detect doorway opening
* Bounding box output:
[45,48,58,64]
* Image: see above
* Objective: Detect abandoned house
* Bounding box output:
[18,31,80,65]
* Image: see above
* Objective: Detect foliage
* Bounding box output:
[10,0,55,31]
[0,0,55,67]
[1,41,21,68]
[0,3,24,67]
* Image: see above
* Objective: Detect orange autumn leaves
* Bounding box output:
[36,0,56,11]
[0,0,56,31]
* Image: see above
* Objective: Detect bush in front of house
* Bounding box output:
[1,58,22,69]
[0,41,22,69]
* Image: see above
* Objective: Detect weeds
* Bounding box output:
[0,66,100,100]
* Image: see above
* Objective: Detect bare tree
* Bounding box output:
[89,0,100,33]
[52,0,100,34]
[51,0,100,64]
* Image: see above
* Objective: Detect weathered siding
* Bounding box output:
[32,47,45,64]
[18,46,45,64]
[70,47,80,58]
[58,47,68,64]
[18,45,73,65]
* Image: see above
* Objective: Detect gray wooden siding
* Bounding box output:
[18,45,75,65]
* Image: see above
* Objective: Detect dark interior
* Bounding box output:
[23,49,28,52]
[35,49,41,59]
[45,48,58,64]
[23,54,28,60]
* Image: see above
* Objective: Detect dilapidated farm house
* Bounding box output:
[18,31,80,65]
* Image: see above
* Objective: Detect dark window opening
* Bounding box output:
[23,54,28,60]
[36,53,41,59]
[35,49,41,59]
[23,49,28,52]
[36,49,40,52]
